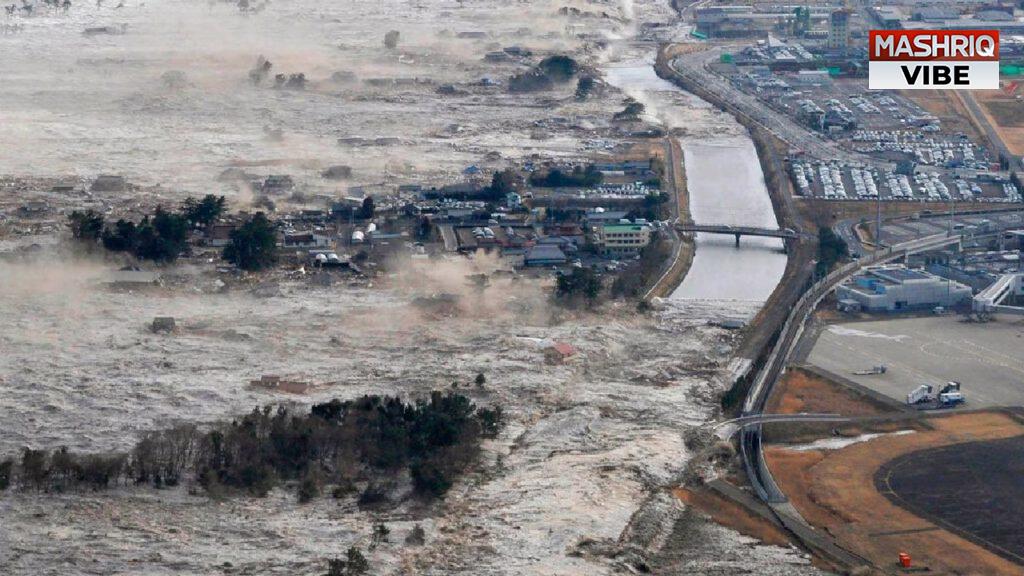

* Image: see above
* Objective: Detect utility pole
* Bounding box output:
[875,188,882,250]
[948,195,955,236]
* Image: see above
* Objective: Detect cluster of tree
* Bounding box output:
[99,208,189,262]
[68,195,227,264]
[508,55,579,93]
[626,192,668,222]
[249,55,274,85]
[222,212,279,271]
[613,100,646,121]
[182,195,227,227]
[480,169,522,201]
[274,73,307,90]
[68,209,104,242]
[529,165,603,188]
[538,55,579,81]
[575,76,596,101]
[610,232,672,299]
[0,392,502,502]
[555,266,602,306]
[326,547,369,576]
[816,227,849,276]
[357,196,375,219]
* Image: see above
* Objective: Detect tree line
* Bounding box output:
[0,391,502,502]
[68,195,280,271]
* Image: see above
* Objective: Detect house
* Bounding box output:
[321,165,353,180]
[262,174,294,194]
[537,235,579,254]
[150,317,176,333]
[501,246,527,267]
[250,375,311,394]
[543,223,585,245]
[284,231,332,249]
[50,183,77,194]
[592,159,654,176]
[90,174,126,192]
[544,342,576,364]
[101,269,161,288]
[583,210,630,226]
[18,201,49,215]
[524,244,567,266]
[206,223,239,247]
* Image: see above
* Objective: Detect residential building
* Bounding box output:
[206,223,239,247]
[524,244,567,266]
[828,9,850,52]
[593,222,653,257]
[284,231,332,249]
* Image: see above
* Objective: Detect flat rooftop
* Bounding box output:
[807,316,1024,408]
[873,267,931,282]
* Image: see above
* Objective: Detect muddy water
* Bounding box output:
[671,138,787,304]
[602,61,787,316]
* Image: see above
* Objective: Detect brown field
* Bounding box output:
[901,89,986,145]
[766,411,1024,575]
[976,90,1024,156]
[673,487,792,547]
[766,366,891,417]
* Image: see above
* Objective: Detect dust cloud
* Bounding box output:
[0,0,822,574]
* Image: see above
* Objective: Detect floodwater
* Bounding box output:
[601,60,787,316]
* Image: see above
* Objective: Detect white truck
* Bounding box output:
[906,384,934,405]
[939,391,966,407]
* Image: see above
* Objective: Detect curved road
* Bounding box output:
[740,232,963,503]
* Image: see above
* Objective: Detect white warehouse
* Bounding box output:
[836,265,972,312]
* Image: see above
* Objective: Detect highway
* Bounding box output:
[667,47,870,166]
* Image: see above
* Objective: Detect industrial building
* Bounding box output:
[973,272,1024,315]
[695,5,832,39]
[836,265,972,312]
[867,5,1024,35]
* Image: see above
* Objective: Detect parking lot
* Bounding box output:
[719,65,1023,204]
[807,316,1024,408]
[791,160,1020,202]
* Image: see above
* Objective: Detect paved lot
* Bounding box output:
[876,436,1024,565]
[807,316,1024,408]
[877,211,1024,245]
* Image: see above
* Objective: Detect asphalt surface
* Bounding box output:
[876,435,1024,565]
[873,210,1024,246]
[807,317,1024,409]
